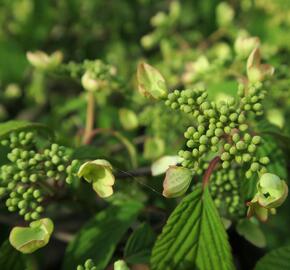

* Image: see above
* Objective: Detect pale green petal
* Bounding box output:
[9,218,54,254]
[93,182,113,198]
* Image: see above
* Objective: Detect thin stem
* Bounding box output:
[202,156,221,189]
[115,166,152,178]
[83,91,95,144]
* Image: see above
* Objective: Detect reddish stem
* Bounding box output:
[202,156,221,189]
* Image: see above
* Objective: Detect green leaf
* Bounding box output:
[0,240,27,270]
[124,223,156,264]
[62,200,143,270]
[236,219,266,248]
[151,186,234,270]
[9,218,54,254]
[0,120,53,140]
[255,245,290,270]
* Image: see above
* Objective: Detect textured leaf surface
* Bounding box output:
[124,223,156,264]
[0,240,27,270]
[151,186,234,270]
[0,120,53,139]
[255,245,290,270]
[62,200,143,270]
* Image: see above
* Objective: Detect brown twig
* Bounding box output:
[202,156,221,189]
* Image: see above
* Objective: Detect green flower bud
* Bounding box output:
[206,129,214,137]
[242,153,251,162]
[245,170,253,179]
[235,155,242,164]
[229,146,237,155]
[250,162,260,172]
[29,174,38,183]
[211,136,219,145]
[162,166,192,198]
[222,161,230,169]
[221,152,230,161]
[238,114,246,123]
[229,113,238,121]
[248,144,256,153]
[259,157,270,165]
[243,133,251,142]
[199,145,207,153]
[247,174,288,221]
[224,126,231,134]
[252,136,261,145]
[31,212,40,220]
[199,135,208,144]
[114,260,130,270]
[192,149,199,157]
[197,125,205,133]
[52,155,61,165]
[236,141,245,150]
[239,124,248,131]
[47,170,55,177]
[215,128,223,137]
[137,62,167,99]
[216,122,223,128]
[257,173,288,208]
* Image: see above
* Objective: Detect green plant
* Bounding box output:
[0,1,290,270]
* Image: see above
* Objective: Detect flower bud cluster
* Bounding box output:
[210,168,245,217]
[0,131,79,221]
[165,83,269,178]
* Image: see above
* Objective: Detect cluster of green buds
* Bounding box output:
[210,168,245,218]
[141,1,180,49]
[81,60,117,92]
[26,51,119,94]
[76,259,97,270]
[0,131,79,221]
[164,82,270,180]
[136,62,288,220]
[247,173,288,221]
